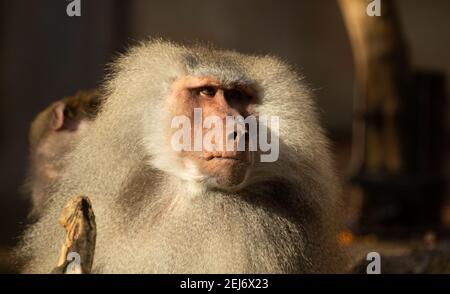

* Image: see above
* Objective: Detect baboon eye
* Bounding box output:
[199,86,217,97]
[225,89,251,102]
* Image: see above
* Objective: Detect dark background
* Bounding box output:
[1,0,449,249]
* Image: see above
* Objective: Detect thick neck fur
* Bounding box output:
[93,164,320,273]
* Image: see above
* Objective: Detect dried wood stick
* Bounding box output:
[338,0,410,173]
[50,196,96,274]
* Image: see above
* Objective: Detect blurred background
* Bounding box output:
[0,0,449,273]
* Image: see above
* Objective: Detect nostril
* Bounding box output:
[228,131,238,141]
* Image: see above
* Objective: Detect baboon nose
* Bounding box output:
[227,131,238,142]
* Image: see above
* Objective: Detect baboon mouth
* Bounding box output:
[214,157,239,161]
[205,155,240,161]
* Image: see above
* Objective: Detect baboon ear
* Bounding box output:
[50,102,66,131]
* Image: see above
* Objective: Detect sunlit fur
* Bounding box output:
[25,90,99,219]
[16,40,347,273]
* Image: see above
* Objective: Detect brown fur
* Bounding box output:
[26,90,101,218]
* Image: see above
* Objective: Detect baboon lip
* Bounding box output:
[205,155,240,161]
[213,157,239,161]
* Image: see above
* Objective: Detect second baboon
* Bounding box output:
[26,90,100,218]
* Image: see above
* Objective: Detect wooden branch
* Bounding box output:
[50,196,96,274]
[338,0,446,229]
[338,0,410,174]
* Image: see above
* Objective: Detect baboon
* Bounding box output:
[17,40,347,273]
[25,90,100,218]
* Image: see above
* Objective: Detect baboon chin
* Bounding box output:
[17,40,347,274]
[188,155,252,190]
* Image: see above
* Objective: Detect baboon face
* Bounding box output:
[166,75,259,188]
